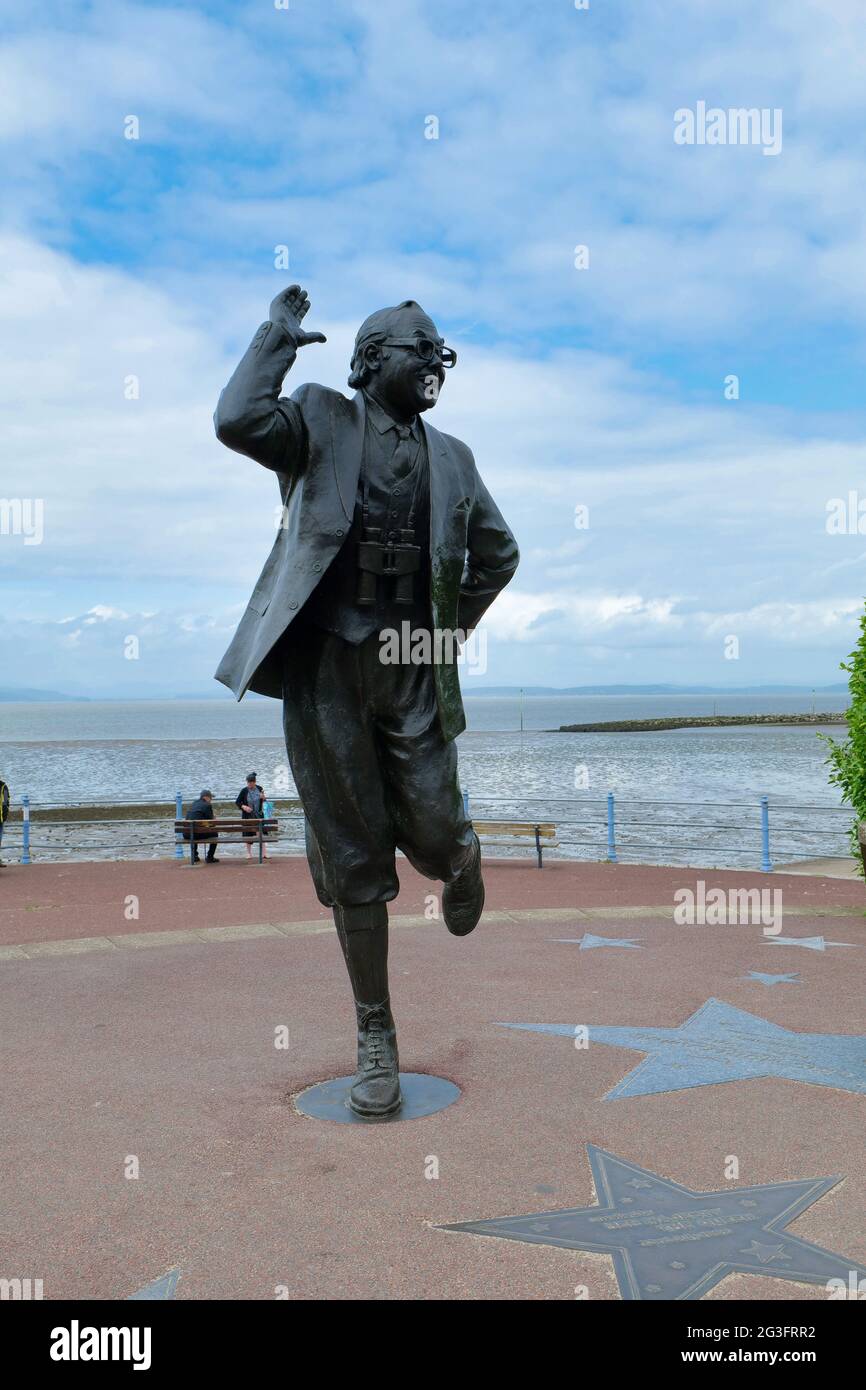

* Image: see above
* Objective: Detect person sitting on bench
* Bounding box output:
[184,790,219,864]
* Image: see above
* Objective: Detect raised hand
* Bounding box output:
[268,284,327,350]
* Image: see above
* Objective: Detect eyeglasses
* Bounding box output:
[379,337,457,368]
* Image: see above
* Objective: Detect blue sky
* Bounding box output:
[2,0,866,696]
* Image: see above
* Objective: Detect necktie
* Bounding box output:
[391,424,415,481]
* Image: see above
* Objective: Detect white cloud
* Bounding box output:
[6,0,866,340]
[2,226,866,689]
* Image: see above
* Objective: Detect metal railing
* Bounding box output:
[0,790,856,872]
[463,792,855,872]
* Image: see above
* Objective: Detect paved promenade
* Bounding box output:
[1,854,864,1300]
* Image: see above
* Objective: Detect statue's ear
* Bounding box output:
[363,342,383,372]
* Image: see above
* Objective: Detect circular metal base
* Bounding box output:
[294,1072,460,1124]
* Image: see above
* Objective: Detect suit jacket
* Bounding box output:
[213,319,519,741]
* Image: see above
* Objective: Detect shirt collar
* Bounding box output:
[363,392,420,439]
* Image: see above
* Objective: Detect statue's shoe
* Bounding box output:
[349,1000,402,1117]
[443,833,485,937]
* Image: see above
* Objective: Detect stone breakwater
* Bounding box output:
[557,713,848,733]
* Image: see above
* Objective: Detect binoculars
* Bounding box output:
[357,528,421,606]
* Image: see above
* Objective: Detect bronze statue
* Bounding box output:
[214,285,519,1116]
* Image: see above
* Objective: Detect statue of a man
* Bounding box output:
[214,285,519,1117]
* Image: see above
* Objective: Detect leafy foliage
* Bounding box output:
[820,603,866,874]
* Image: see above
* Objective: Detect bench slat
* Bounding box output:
[175,820,278,831]
[474,821,556,838]
[478,837,560,848]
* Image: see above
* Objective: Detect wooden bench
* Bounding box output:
[174,818,279,865]
[474,821,558,869]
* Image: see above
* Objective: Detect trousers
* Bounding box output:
[281,624,474,906]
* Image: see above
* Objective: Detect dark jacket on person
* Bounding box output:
[184,797,216,840]
[213,320,519,741]
[235,785,264,813]
[0,780,9,823]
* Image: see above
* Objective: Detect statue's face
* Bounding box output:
[364,307,447,416]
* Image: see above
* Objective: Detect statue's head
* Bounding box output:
[348,300,457,416]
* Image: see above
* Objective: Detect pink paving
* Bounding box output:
[1,854,864,1300]
[1,854,862,947]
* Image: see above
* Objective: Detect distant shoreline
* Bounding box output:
[0,683,851,704]
[556,712,848,733]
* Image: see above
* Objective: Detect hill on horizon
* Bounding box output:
[0,682,850,702]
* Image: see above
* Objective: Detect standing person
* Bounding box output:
[183,790,219,864]
[214,284,518,1116]
[0,774,9,867]
[236,772,268,860]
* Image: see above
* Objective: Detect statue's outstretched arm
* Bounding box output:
[214,284,326,474]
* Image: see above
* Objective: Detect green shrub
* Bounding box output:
[821,603,866,874]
